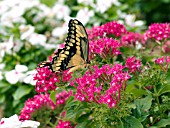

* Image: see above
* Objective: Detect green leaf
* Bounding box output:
[158,84,170,95]
[0,81,9,88]
[154,118,170,127]
[12,86,32,100]
[131,88,149,97]
[0,95,5,104]
[133,95,152,121]
[122,116,143,128]
[50,90,57,104]
[134,94,152,112]
[76,120,92,128]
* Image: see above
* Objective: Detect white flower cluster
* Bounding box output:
[0,114,40,128]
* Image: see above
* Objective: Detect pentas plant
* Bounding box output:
[121,32,145,47]
[87,21,127,40]
[34,67,72,93]
[71,64,131,108]
[155,56,170,72]
[89,38,121,59]
[56,120,75,128]
[125,57,142,73]
[17,20,170,128]
[144,23,170,41]
[19,91,72,127]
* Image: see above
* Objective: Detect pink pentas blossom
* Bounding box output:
[125,57,142,73]
[89,38,121,59]
[87,21,127,40]
[102,21,127,37]
[56,120,75,128]
[34,67,59,93]
[71,64,130,108]
[162,41,170,53]
[121,32,145,46]
[144,23,170,41]
[155,56,170,65]
[34,67,72,93]
[155,56,170,71]
[19,91,72,121]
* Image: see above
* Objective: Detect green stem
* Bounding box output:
[153,86,162,117]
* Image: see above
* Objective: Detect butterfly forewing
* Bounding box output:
[39,19,89,72]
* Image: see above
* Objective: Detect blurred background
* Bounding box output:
[0,0,170,118]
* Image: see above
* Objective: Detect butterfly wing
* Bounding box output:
[39,19,89,72]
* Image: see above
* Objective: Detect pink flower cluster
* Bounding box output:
[19,91,72,120]
[71,64,130,108]
[56,120,74,128]
[121,32,145,46]
[34,67,72,93]
[144,23,170,41]
[89,38,121,59]
[155,56,170,65]
[125,57,142,73]
[163,41,170,53]
[87,21,127,40]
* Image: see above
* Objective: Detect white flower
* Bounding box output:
[76,8,94,25]
[0,114,21,128]
[125,14,144,27]
[0,4,25,27]
[52,4,70,20]
[52,22,68,37]
[0,114,40,128]
[19,25,35,40]
[95,0,120,13]
[77,0,94,6]
[5,64,28,84]
[23,70,37,86]
[0,72,3,80]
[28,33,47,45]
[0,36,14,55]
[21,120,40,128]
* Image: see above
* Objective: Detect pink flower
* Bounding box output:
[56,120,75,128]
[71,64,130,108]
[125,57,142,73]
[19,91,72,121]
[87,21,127,40]
[34,67,59,93]
[34,67,72,93]
[121,32,145,46]
[155,56,170,71]
[155,56,170,65]
[144,23,170,41]
[162,41,170,53]
[90,38,121,59]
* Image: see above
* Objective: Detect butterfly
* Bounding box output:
[39,19,89,73]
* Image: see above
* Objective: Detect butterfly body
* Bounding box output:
[39,19,89,73]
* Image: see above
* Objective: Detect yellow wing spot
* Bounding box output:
[60,54,67,58]
[55,63,61,66]
[68,43,73,46]
[66,46,70,50]
[60,57,65,60]
[76,37,80,42]
[76,46,80,50]
[55,67,60,71]
[73,20,78,24]
[71,27,75,30]
[70,39,75,43]
[71,35,75,38]
[65,51,69,55]
[76,41,80,45]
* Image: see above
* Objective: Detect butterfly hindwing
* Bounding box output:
[39,19,89,72]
